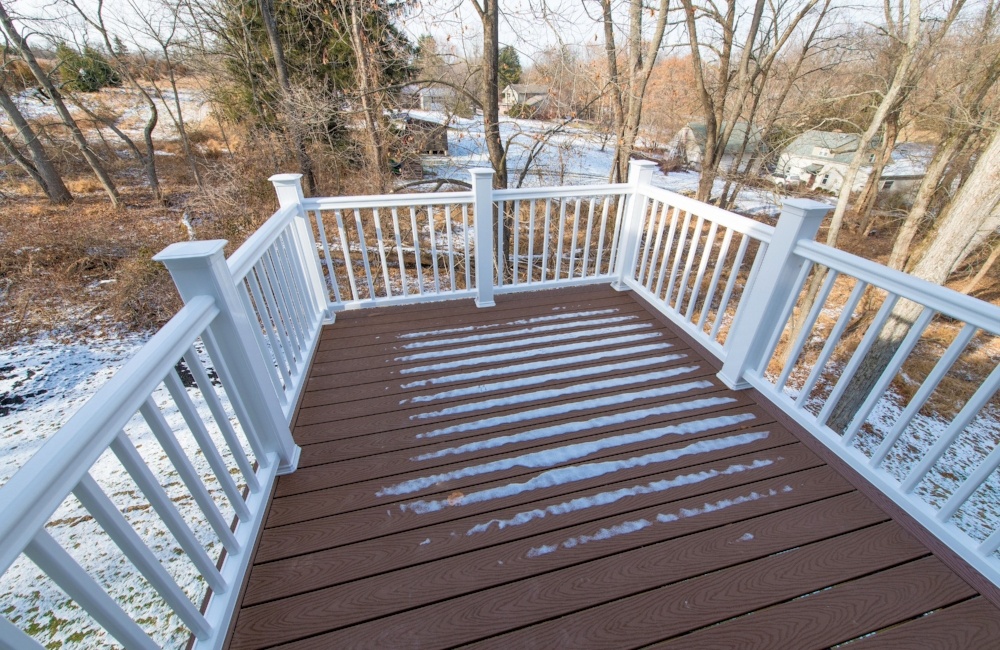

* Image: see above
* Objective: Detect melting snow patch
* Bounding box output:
[419,538,431,546]
[396,309,620,339]
[466,459,773,535]
[399,315,638,349]
[413,398,749,460]
[527,544,558,558]
[414,381,721,439]
[391,428,769,509]
[409,366,701,420]
[394,324,654,362]
[398,332,663,374]
[738,533,755,542]
[399,342,674,388]
[526,486,788,558]
[404,354,681,404]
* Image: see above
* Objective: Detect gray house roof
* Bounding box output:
[682,122,764,155]
[505,84,549,96]
[783,130,879,164]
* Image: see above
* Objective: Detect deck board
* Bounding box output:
[228,285,1000,649]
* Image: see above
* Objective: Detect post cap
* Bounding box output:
[780,198,833,218]
[268,173,304,185]
[469,168,495,179]
[153,239,227,264]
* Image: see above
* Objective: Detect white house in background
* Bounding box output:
[669,122,766,170]
[419,87,453,112]
[773,130,928,195]
[500,84,549,115]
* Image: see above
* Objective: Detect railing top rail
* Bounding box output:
[0,296,219,577]
[796,239,1000,334]
[493,183,630,201]
[640,184,776,244]
[304,190,475,211]
[227,205,298,283]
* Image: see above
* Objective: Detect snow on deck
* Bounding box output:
[227,284,998,649]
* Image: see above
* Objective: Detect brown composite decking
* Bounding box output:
[227,285,1000,649]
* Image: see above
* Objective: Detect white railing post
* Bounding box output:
[611,160,658,291]
[269,173,332,321]
[717,198,832,390]
[471,168,496,307]
[154,240,301,475]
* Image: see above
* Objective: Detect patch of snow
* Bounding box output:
[403,353,682,404]
[409,366,701,420]
[527,486,785,558]
[392,428,768,509]
[399,342,674,388]
[466,459,773,535]
[413,398,750,461]
[394,322,654,362]
[396,308,622,340]
[414,381,721,439]
[399,332,663,374]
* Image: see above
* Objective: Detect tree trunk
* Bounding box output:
[961,238,1000,294]
[472,0,510,278]
[258,0,317,195]
[825,0,923,249]
[826,126,1000,433]
[885,134,962,270]
[857,115,900,235]
[348,0,390,190]
[0,86,72,203]
[0,2,119,206]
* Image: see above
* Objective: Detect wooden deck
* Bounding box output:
[226,285,1000,649]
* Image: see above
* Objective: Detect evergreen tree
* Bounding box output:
[55,43,121,92]
[498,44,521,88]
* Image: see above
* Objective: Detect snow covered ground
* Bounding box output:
[4,85,214,143]
[405,109,790,217]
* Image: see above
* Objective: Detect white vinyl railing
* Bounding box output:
[2,160,998,647]
[492,183,631,291]
[613,162,1000,590]
[0,176,317,648]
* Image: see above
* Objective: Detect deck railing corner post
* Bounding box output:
[717,198,832,390]
[270,172,332,323]
[154,240,301,475]
[611,160,658,291]
[470,168,496,307]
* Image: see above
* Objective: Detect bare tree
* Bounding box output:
[680,0,823,203]
[0,0,119,206]
[128,0,209,191]
[823,0,965,250]
[886,2,1000,270]
[827,123,1000,432]
[599,0,670,184]
[0,69,72,203]
[61,0,165,201]
[257,0,317,195]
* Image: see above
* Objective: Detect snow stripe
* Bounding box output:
[412,405,752,461]
[399,333,665,375]
[409,366,701,420]
[415,382,722,439]
[527,485,789,558]
[400,315,639,349]
[397,309,621,339]
[403,354,683,404]
[399,343,675,388]
[395,323,654,362]
[381,419,763,501]
[467,459,774,535]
